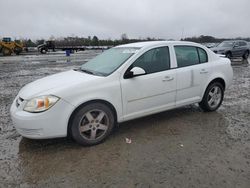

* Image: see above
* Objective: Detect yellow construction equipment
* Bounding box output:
[0,37,23,56]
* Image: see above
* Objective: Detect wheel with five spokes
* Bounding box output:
[70,102,115,146]
[199,82,224,112]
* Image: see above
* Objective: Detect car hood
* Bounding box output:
[211,46,230,51]
[18,70,101,99]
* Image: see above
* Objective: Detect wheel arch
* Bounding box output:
[67,99,118,137]
[202,77,226,100]
[208,78,226,90]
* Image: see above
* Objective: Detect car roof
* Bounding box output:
[116,41,201,48]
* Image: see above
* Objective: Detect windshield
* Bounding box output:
[80,47,139,76]
[217,41,234,48]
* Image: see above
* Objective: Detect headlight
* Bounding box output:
[24,95,59,113]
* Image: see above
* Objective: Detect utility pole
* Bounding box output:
[181,28,184,40]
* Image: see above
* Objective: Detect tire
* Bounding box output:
[40,48,47,54]
[14,47,22,55]
[243,51,249,60]
[225,52,232,59]
[2,48,12,56]
[70,102,115,146]
[199,82,224,112]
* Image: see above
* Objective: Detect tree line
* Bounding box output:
[21,34,163,47]
[20,34,250,47]
[181,35,250,43]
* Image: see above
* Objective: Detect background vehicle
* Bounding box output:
[37,40,86,54]
[211,40,249,59]
[0,37,23,56]
[202,43,218,48]
[11,41,233,146]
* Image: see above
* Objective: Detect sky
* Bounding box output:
[0,0,249,40]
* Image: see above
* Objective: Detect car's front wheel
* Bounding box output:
[243,50,249,60]
[199,82,224,112]
[40,48,47,54]
[225,52,232,59]
[70,102,115,146]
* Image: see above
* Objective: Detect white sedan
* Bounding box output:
[10,41,233,146]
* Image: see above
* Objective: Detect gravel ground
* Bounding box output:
[0,52,249,188]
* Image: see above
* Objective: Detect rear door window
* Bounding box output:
[239,41,247,46]
[174,46,208,67]
[174,46,199,68]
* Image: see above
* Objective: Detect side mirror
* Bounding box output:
[234,44,239,48]
[124,67,146,79]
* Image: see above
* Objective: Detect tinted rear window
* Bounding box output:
[174,46,199,68]
[174,46,208,68]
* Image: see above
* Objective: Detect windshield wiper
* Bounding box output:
[76,68,94,75]
[74,68,106,77]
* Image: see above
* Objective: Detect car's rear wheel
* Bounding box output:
[243,51,249,60]
[70,102,115,146]
[199,82,224,112]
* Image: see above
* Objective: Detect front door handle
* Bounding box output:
[200,69,208,74]
[162,76,174,82]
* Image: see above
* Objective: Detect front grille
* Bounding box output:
[16,97,24,107]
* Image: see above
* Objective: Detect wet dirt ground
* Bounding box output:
[0,52,249,188]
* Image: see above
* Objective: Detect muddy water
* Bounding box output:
[0,54,249,188]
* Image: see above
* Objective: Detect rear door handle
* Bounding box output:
[200,69,208,74]
[162,76,174,82]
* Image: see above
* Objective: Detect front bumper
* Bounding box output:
[10,96,75,139]
[213,50,225,55]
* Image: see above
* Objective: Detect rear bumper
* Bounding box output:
[10,97,75,139]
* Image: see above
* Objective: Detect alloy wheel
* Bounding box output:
[207,86,222,109]
[78,110,109,141]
